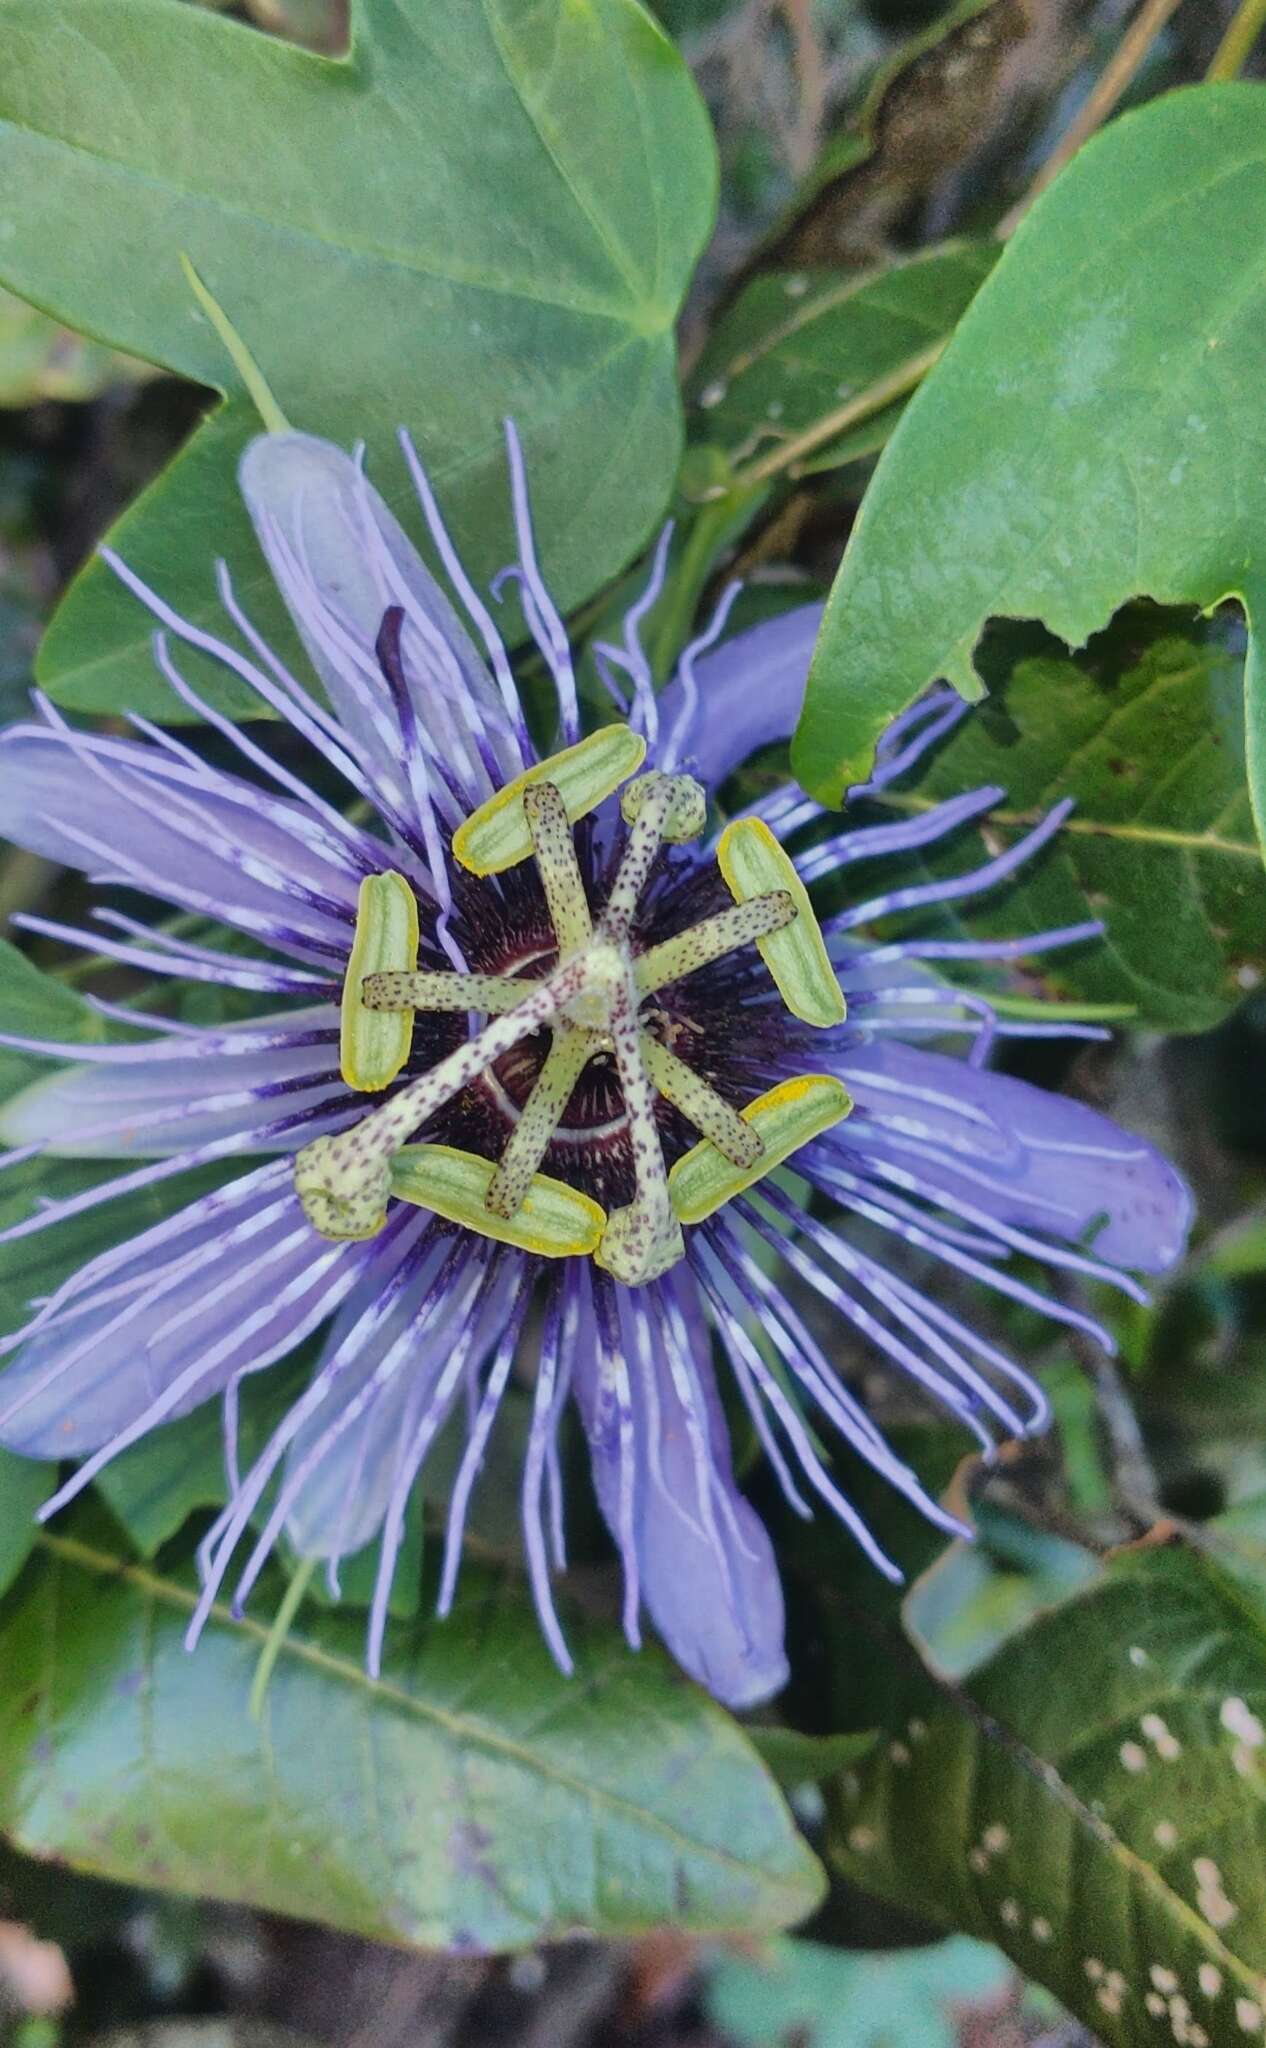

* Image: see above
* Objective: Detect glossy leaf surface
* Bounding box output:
[795,83,1266,849]
[0,1528,823,1950]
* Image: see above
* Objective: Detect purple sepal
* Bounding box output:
[835,1040,1193,1273]
[575,1274,789,1711]
[658,604,823,788]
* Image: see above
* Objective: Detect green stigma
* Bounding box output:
[306,726,849,1281]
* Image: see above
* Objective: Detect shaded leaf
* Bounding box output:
[704,1933,1014,2048]
[760,0,1049,270]
[1198,1211,1266,1281]
[0,0,716,719]
[749,1726,879,1790]
[862,614,1266,1031]
[0,1527,824,1950]
[690,244,997,483]
[795,81,1266,844]
[906,1511,1098,1680]
[829,1542,1266,2045]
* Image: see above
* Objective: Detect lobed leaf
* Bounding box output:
[0,0,717,720]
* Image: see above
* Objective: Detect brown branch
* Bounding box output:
[998,0,1185,237]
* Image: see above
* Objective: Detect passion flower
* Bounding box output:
[0,428,1191,1708]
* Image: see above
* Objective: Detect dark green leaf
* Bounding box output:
[794,81,1266,849]
[0,1528,824,1949]
[0,937,114,1059]
[0,1450,51,1598]
[862,615,1266,1031]
[749,1726,879,1789]
[829,1543,1266,2044]
[0,0,716,719]
[689,244,997,484]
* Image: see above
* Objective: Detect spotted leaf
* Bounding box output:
[829,1543,1266,2047]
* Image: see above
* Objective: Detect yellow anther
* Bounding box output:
[340,871,419,1092]
[452,725,646,875]
[390,1144,605,1257]
[668,1073,852,1225]
[717,818,846,1029]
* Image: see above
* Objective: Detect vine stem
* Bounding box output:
[1208,0,1266,79]
[711,338,946,496]
[998,0,1185,237]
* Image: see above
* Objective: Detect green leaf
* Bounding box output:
[1198,1210,1266,1280]
[704,1933,1014,2048]
[829,1543,1266,2045]
[689,244,998,485]
[0,1450,51,1598]
[0,0,716,719]
[0,936,114,1058]
[860,615,1266,1031]
[0,944,201,1350]
[794,80,1266,849]
[0,1527,824,1949]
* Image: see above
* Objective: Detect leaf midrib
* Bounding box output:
[31,1530,801,1897]
[877,792,1259,859]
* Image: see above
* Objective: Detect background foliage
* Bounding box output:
[2,1,1266,2044]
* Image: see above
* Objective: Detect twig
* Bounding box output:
[780,0,828,176]
[998,0,1185,237]
[1208,0,1266,79]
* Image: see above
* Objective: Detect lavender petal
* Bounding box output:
[572,1269,789,1710]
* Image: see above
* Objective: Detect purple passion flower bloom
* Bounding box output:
[0,427,1191,1709]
